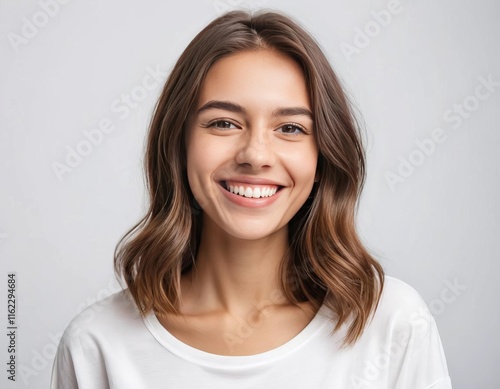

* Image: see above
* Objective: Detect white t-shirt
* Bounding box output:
[50,276,452,388]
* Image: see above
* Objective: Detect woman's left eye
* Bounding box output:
[277,124,306,135]
[208,120,238,129]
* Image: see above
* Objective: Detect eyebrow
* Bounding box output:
[196,100,314,121]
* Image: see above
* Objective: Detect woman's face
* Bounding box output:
[185,49,318,240]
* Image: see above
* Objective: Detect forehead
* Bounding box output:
[195,49,311,112]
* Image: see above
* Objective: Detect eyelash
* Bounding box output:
[277,123,307,135]
[205,120,308,135]
[205,120,236,129]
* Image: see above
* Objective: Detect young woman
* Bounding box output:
[51,9,452,388]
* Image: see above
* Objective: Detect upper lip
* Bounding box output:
[220,176,284,186]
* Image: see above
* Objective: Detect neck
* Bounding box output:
[181,215,291,316]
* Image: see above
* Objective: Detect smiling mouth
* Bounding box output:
[219,181,284,199]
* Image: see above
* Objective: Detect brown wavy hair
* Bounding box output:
[114,9,384,347]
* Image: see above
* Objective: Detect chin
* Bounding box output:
[223,224,286,241]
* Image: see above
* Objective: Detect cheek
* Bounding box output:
[185,136,204,188]
[284,144,318,183]
[186,136,221,185]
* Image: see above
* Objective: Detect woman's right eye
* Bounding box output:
[208,120,238,129]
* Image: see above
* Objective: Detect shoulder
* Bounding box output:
[344,277,451,386]
[368,275,436,340]
[378,275,429,313]
[52,289,145,387]
[57,288,142,349]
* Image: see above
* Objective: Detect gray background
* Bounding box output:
[1,0,499,387]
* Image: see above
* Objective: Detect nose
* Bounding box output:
[234,128,276,170]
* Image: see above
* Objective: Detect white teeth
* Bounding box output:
[227,183,279,198]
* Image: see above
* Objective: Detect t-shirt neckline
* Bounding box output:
[142,302,331,371]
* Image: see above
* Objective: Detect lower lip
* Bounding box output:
[218,183,283,208]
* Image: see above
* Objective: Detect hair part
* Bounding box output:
[114,9,384,348]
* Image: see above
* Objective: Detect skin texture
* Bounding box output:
[157,49,319,356]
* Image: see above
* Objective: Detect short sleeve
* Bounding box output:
[382,279,453,388]
[50,316,110,389]
[396,313,452,388]
[50,330,80,389]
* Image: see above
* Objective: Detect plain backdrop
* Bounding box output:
[1,0,499,387]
